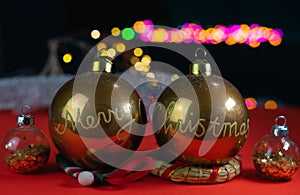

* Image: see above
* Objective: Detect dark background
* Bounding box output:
[1,0,300,106]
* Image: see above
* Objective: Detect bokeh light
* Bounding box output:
[122,28,135,40]
[62,53,72,63]
[115,43,126,53]
[141,55,151,64]
[133,21,149,34]
[126,20,283,47]
[130,56,140,65]
[97,42,107,51]
[264,99,278,110]
[245,97,258,110]
[134,62,143,71]
[111,27,121,36]
[106,48,116,58]
[91,30,101,39]
[133,48,143,57]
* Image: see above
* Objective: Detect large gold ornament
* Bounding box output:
[48,72,147,170]
[153,73,249,166]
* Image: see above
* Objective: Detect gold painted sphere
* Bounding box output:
[48,72,147,170]
[153,74,249,166]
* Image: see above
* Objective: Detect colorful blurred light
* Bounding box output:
[133,48,143,57]
[106,48,116,58]
[97,42,107,51]
[115,43,126,53]
[91,30,101,39]
[62,53,72,63]
[122,28,135,40]
[111,27,121,36]
[245,97,258,110]
[127,20,283,48]
[141,55,151,64]
[264,99,278,110]
[130,56,140,65]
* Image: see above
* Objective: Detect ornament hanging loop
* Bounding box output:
[195,47,207,59]
[272,115,288,136]
[275,115,286,126]
[20,104,32,116]
[18,105,34,125]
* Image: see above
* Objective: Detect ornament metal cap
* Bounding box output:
[92,48,114,73]
[17,105,34,125]
[191,48,212,76]
[271,115,288,136]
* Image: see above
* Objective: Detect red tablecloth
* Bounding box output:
[1,106,300,195]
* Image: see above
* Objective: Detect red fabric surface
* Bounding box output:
[1,106,300,195]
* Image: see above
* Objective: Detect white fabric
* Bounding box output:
[0,75,73,112]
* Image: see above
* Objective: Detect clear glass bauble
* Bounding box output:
[0,107,50,173]
[252,116,300,181]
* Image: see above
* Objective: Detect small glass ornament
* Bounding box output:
[252,115,300,181]
[0,105,50,173]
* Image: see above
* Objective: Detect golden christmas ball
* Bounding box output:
[153,74,249,166]
[48,72,147,170]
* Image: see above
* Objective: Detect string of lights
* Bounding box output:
[117,20,284,48]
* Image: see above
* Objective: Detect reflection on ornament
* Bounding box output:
[4,136,20,151]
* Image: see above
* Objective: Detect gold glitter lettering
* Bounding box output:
[159,102,249,139]
[221,121,237,137]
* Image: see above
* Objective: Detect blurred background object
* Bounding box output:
[0,0,300,108]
